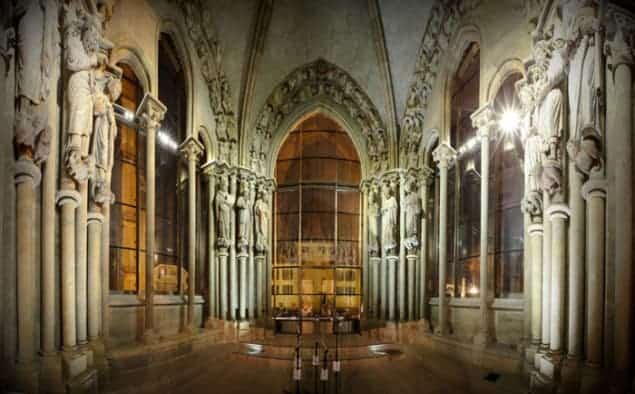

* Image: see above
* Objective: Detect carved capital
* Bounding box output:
[137,93,167,132]
[546,203,570,221]
[581,176,607,201]
[528,223,543,237]
[605,8,635,73]
[470,103,497,139]
[87,212,105,224]
[14,159,42,187]
[432,143,457,169]
[56,189,81,209]
[178,137,204,164]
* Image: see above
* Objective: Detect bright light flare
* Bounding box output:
[499,109,520,134]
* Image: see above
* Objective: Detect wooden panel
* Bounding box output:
[337,191,359,214]
[337,160,361,185]
[276,189,299,213]
[302,188,335,212]
[337,214,359,241]
[275,160,301,185]
[302,158,337,182]
[276,213,299,241]
[277,131,301,160]
[335,131,359,161]
[301,212,334,240]
[301,131,336,158]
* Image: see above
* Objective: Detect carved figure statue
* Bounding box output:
[403,178,421,251]
[13,0,58,164]
[235,178,251,253]
[254,189,270,254]
[91,69,121,204]
[367,186,381,257]
[381,182,398,256]
[63,3,111,182]
[215,174,235,248]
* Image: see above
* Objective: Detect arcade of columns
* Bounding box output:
[3,0,635,393]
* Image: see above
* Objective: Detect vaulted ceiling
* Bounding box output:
[204,0,432,142]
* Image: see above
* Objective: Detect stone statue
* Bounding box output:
[254,189,270,254]
[381,182,398,256]
[235,178,251,253]
[215,174,236,248]
[403,178,421,251]
[91,68,121,204]
[63,3,111,182]
[13,0,58,164]
[367,185,380,257]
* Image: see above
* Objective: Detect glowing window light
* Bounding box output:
[157,128,179,152]
[468,285,479,295]
[499,109,520,134]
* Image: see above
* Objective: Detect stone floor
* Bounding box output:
[179,343,529,394]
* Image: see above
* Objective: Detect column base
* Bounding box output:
[141,329,160,345]
[61,349,90,381]
[15,360,39,394]
[539,351,563,380]
[204,317,224,330]
[473,330,494,347]
[579,364,605,394]
[524,343,540,366]
[89,339,109,389]
[560,356,582,394]
[417,318,431,334]
[40,352,65,394]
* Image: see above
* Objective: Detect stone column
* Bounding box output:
[607,26,634,388]
[528,220,543,348]
[101,201,112,340]
[230,174,239,320]
[398,172,406,321]
[566,162,585,361]
[76,181,89,347]
[582,176,607,367]
[204,165,217,324]
[371,257,380,318]
[471,104,496,346]
[248,181,257,320]
[15,160,42,386]
[433,143,456,335]
[387,256,397,321]
[180,137,204,331]
[87,211,104,341]
[57,190,81,350]
[419,168,432,328]
[547,203,570,366]
[139,94,167,343]
[219,247,229,320]
[540,192,552,353]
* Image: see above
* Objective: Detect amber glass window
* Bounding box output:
[273,114,362,319]
[155,33,187,295]
[110,64,145,293]
[449,43,481,298]
[491,74,524,298]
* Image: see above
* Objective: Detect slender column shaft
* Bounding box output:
[145,125,156,335]
[528,223,543,345]
[476,132,490,345]
[231,256,239,320]
[388,257,397,320]
[239,254,248,320]
[256,256,265,318]
[583,179,607,367]
[361,187,369,316]
[371,257,380,318]
[567,166,585,359]
[219,249,229,319]
[522,211,531,344]
[541,193,552,349]
[87,212,103,341]
[398,176,406,321]
[437,162,449,335]
[381,258,387,320]
[407,255,416,321]
[76,182,88,345]
[101,203,111,339]
[41,116,59,355]
[187,155,197,329]
[248,254,256,319]
[57,190,80,350]
[207,174,216,320]
[419,179,429,323]
[15,161,41,363]
[548,204,569,354]
[612,61,633,377]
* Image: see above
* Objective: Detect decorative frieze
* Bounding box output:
[400,0,481,168]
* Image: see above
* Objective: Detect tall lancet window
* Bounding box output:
[491,74,524,298]
[273,114,362,323]
[449,42,480,298]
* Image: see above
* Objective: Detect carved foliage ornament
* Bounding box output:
[249,58,389,175]
[174,0,237,164]
[400,0,481,168]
